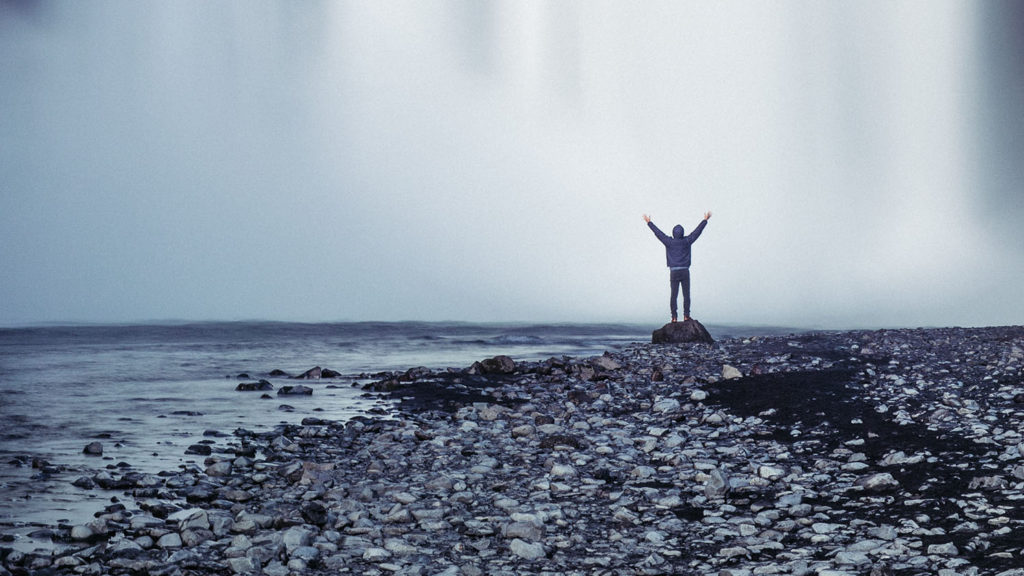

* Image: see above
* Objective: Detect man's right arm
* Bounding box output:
[647,220,669,243]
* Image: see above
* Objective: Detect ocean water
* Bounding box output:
[0,321,789,551]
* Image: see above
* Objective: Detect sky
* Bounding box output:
[2,1,1023,329]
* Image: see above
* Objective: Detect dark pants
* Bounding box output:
[669,268,691,319]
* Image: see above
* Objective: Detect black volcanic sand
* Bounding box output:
[3,326,1024,576]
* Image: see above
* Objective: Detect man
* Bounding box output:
[643,212,711,322]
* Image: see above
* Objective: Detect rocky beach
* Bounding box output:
[3,325,1024,576]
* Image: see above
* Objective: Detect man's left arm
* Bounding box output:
[688,216,709,242]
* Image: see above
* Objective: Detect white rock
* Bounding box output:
[550,464,576,478]
[169,508,209,531]
[758,465,786,480]
[652,398,681,413]
[811,522,840,534]
[855,472,899,491]
[362,547,391,561]
[927,542,958,555]
[834,550,870,565]
[510,538,545,560]
[70,525,95,541]
[722,365,743,380]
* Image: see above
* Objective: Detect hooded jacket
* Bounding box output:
[648,220,707,268]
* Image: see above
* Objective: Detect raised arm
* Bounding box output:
[687,215,709,242]
[644,215,670,243]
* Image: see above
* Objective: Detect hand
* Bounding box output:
[642,214,651,223]
[704,211,712,221]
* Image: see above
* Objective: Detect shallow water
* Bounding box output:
[0,321,666,551]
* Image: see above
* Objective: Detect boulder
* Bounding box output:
[469,355,517,375]
[651,318,714,344]
[185,443,213,456]
[278,385,313,396]
[83,441,103,456]
[293,367,322,380]
[236,379,274,392]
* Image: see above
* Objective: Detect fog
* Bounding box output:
[2,1,1022,328]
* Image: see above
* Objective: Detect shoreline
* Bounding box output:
[3,325,1024,575]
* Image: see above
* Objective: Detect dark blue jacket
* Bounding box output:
[648,220,707,268]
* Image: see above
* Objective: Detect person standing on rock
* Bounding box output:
[643,212,711,322]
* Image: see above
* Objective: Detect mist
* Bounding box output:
[2,1,1022,328]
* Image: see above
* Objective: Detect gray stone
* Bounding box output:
[290,545,320,562]
[156,532,182,549]
[227,556,259,574]
[282,526,314,552]
[705,468,730,499]
[502,522,543,541]
[206,460,233,477]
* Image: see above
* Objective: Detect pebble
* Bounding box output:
[7,326,1024,576]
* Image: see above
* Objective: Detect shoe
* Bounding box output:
[683,316,692,321]
[671,317,677,323]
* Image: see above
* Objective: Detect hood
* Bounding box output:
[672,225,685,239]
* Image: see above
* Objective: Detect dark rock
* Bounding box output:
[469,355,517,375]
[534,414,555,426]
[269,369,289,377]
[539,434,588,450]
[236,373,250,379]
[293,366,322,380]
[83,441,103,456]
[651,318,714,344]
[185,485,215,503]
[567,388,592,403]
[301,501,328,526]
[321,368,342,379]
[278,385,313,396]
[401,366,433,381]
[235,379,274,391]
[72,476,96,489]
[26,528,55,540]
[185,444,213,456]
